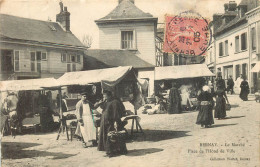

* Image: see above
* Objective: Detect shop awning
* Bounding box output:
[251,62,260,72]
[58,66,134,89]
[155,64,215,80]
[0,78,60,91]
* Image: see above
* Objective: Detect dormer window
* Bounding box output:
[121,30,135,49]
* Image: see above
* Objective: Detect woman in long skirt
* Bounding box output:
[214,89,229,120]
[196,86,214,128]
[168,82,182,114]
[240,78,249,101]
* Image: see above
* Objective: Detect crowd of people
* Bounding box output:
[0,72,252,158]
[194,73,249,128]
[73,90,128,158]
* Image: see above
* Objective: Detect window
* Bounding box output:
[72,63,76,71]
[235,35,239,52]
[121,31,134,49]
[242,63,248,79]
[67,63,76,72]
[235,64,240,79]
[224,40,228,56]
[251,27,256,51]
[77,55,81,63]
[14,51,19,71]
[67,64,71,72]
[31,52,36,72]
[61,54,80,63]
[219,42,223,56]
[71,55,76,62]
[30,51,42,72]
[36,51,41,61]
[61,53,67,62]
[241,32,247,51]
[67,54,71,62]
[42,53,47,60]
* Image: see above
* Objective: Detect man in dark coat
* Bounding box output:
[168,82,182,114]
[97,90,127,157]
[227,75,234,94]
[240,77,249,101]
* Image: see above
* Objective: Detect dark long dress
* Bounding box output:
[168,87,182,114]
[214,90,226,119]
[196,91,214,126]
[227,78,234,94]
[98,98,127,156]
[240,80,249,101]
[216,78,226,90]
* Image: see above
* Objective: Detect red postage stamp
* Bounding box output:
[163,11,211,56]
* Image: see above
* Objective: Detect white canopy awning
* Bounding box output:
[155,64,215,80]
[251,62,260,72]
[58,66,134,89]
[0,78,60,91]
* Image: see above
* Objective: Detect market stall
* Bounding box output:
[58,66,143,137]
[154,64,215,111]
[0,78,61,135]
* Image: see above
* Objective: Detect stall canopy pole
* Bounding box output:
[56,87,69,141]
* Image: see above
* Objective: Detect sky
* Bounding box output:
[0,0,241,48]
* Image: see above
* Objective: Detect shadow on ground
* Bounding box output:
[224,116,245,119]
[127,148,164,156]
[128,130,190,142]
[1,142,76,159]
[230,104,239,108]
[211,123,237,128]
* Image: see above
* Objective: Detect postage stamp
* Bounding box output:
[163,11,212,56]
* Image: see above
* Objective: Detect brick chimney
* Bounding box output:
[56,1,70,32]
[238,5,247,18]
[118,0,134,4]
[222,1,238,25]
[213,14,222,33]
[224,3,229,11]
[228,1,237,11]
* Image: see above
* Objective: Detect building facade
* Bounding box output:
[0,2,86,81]
[213,0,260,93]
[205,23,216,74]
[94,0,157,95]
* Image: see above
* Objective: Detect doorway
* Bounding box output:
[1,50,14,72]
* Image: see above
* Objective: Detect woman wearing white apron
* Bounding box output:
[75,93,96,147]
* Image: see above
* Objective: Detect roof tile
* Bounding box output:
[0,14,84,47]
[97,0,154,21]
[84,49,154,70]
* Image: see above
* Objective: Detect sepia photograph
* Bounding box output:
[0,0,259,166]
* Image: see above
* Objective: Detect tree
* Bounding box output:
[82,34,93,48]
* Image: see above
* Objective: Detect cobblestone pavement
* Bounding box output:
[1,94,260,167]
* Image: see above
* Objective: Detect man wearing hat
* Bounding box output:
[75,92,97,147]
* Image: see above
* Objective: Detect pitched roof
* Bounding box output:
[239,0,260,11]
[96,0,155,21]
[0,14,85,48]
[214,0,260,36]
[214,16,247,35]
[84,49,154,70]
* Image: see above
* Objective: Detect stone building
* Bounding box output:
[213,0,260,92]
[0,2,86,81]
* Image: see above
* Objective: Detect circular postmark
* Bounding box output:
[164,10,212,56]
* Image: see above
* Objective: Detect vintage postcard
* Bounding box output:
[0,0,259,166]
